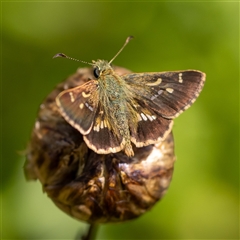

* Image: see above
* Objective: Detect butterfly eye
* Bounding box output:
[93,67,100,78]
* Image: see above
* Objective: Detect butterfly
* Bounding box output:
[54,36,205,157]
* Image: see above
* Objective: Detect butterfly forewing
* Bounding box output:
[124,70,205,118]
[56,80,99,134]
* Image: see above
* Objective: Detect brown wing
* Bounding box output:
[56,80,99,134]
[126,101,173,147]
[123,70,205,118]
[84,107,124,154]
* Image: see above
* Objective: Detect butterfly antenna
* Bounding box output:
[53,53,93,65]
[109,36,134,64]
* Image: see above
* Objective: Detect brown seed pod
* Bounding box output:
[24,66,176,223]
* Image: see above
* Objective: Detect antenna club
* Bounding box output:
[126,36,134,43]
[109,35,134,64]
[53,53,93,65]
[53,53,67,59]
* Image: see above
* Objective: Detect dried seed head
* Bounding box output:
[24,66,175,223]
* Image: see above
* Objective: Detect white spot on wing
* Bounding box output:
[146,114,156,121]
[146,114,153,121]
[79,103,84,109]
[141,113,148,121]
[146,78,162,86]
[82,92,91,98]
[179,73,183,83]
[85,102,93,111]
[166,88,174,93]
[151,95,156,101]
[94,124,100,132]
[151,90,163,101]
[69,92,75,102]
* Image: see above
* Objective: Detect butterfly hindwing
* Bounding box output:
[56,80,99,134]
[127,101,173,147]
[123,70,205,118]
[84,108,124,154]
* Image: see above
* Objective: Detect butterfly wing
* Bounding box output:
[83,107,124,154]
[123,70,205,146]
[123,70,206,118]
[56,80,124,154]
[127,101,173,147]
[56,80,99,134]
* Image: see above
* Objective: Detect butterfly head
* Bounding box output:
[92,60,113,79]
[91,36,133,79]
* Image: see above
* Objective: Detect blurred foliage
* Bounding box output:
[2,1,239,240]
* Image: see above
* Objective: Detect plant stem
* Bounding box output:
[77,224,99,240]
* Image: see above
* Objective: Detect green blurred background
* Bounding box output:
[2,1,239,239]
